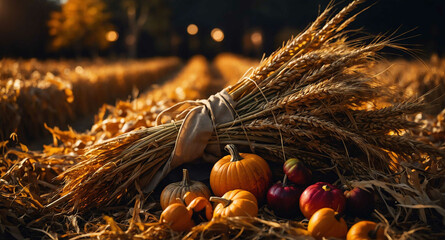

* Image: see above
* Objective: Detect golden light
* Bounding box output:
[106,30,119,42]
[211,28,224,42]
[251,31,263,46]
[187,24,199,35]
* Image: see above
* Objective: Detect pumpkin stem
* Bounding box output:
[225,144,243,162]
[368,225,381,239]
[334,212,343,222]
[181,169,191,186]
[209,196,232,208]
[322,184,331,191]
[282,175,289,187]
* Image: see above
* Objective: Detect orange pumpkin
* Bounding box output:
[160,169,211,209]
[308,208,348,240]
[182,191,203,206]
[347,221,386,240]
[210,189,258,218]
[159,201,195,232]
[210,144,271,201]
[188,196,213,222]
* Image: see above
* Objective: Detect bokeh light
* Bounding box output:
[106,30,119,42]
[211,28,224,42]
[250,31,262,46]
[187,24,198,35]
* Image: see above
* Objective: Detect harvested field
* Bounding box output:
[0,57,181,143]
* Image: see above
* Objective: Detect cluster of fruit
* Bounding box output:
[158,144,385,239]
[270,158,383,239]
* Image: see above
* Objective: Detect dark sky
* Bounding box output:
[168,0,444,58]
[0,0,443,59]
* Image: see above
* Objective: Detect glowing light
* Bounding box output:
[106,31,119,42]
[251,31,262,46]
[211,28,224,42]
[75,66,84,74]
[187,24,199,35]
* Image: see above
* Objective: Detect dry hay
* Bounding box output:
[42,55,217,154]
[213,53,259,86]
[1,1,445,239]
[0,57,181,143]
[373,55,445,115]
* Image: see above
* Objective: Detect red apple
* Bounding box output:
[267,175,304,218]
[283,158,312,185]
[299,182,346,219]
[345,187,375,217]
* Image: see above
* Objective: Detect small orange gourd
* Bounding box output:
[160,169,211,209]
[182,191,203,206]
[188,196,213,222]
[210,189,258,218]
[308,208,348,240]
[347,221,386,240]
[159,201,195,232]
[210,144,271,201]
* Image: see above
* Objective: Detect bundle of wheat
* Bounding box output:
[50,1,444,231]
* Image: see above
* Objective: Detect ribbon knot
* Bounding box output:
[144,90,236,193]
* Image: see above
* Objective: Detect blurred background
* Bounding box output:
[0,0,444,60]
[2,0,445,146]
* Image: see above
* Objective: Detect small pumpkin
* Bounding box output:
[160,169,211,209]
[159,201,195,232]
[299,182,346,219]
[347,221,386,240]
[188,196,213,223]
[308,208,348,240]
[210,189,258,218]
[182,191,204,206]
[210,144,271,201]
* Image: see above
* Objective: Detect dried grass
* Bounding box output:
[43,55,216,153]
[374,55,445,115]
[0,57,181,142]
[213,53,259,87]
